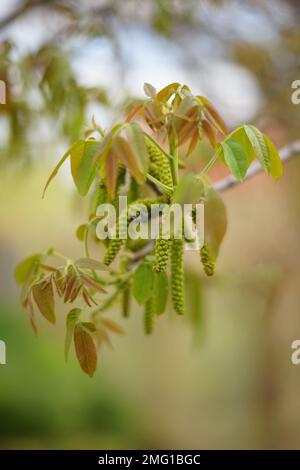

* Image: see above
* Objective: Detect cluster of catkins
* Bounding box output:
[97,137,214,329]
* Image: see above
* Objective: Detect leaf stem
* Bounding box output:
[169,138,179,186]
[146,173,173,194]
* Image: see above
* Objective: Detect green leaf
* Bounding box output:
[75,140,103,196]
[204,188,227,261]
[65,308,81,361]
[15,253,42,286]
[43,140,81,197]
[75,224,87,241]
[74,323,97,377]
[153,271,168,315]
[70,140,85,182]
[244,125,271,174]
[32,279,56,324]
[132,261,154,305]
[172,173,204,206]
[221,139,249,181]
[263,135,283,180]
[126,122,149,175]
[157,82,180,102]
[230,126,255,164]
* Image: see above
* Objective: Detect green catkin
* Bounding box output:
[146,138,173,188]
[171,238,185,315]
[200,244,215,277]
[103,209,127,266]
[144,297,155,334]
[153,237,170,272]
[91,179,107,214]
[104,197,163,266]
[153,203,171,272]
[122,283,131,318]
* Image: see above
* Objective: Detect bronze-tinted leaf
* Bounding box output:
[187,128,199,156]
[81,275,107,294]
[32,279,56,324]
[74,323,97,377]
[82,287,98,307]
[101,318,124,335]
[113,136,144,183]
[64,273,77,303]
[126,122,150,175]
[202,119,217,148]
[197,96,228,135]
[65,308,81,361]
[53,270,66,297]
[75,258,108,271]
[125,102,143,123]
[104,148,119,198]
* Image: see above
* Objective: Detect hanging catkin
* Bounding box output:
[200,244,215,276]
[103,209,127,266]
[171,238,185,315]
[104,197,164,266]
[91,178,107,215]
[153,205,170,272]
[122,282,131,318]
[146,138,173,188]
[153,237,170,272]
[144,297,155,334]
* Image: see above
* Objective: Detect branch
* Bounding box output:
[130,140,300,264]
[214,140,300,192]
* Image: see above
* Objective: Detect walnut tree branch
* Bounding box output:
[214,140,300,192]
[130,140,300,264]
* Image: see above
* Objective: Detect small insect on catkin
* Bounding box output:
[200,244,215,276]
[171,238,185,315]
[144,297,155,334]
[146,138,173,188]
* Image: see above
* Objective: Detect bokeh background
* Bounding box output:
[1,0,300,449]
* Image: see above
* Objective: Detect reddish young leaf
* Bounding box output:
[197,96,228,135]
[104,148,119,199]
[113,136,144,183]
[202,119,217,148]
[65,308,81,361]
[74,323,97,377]
[32,279,56,324]
[101,318,124,335]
